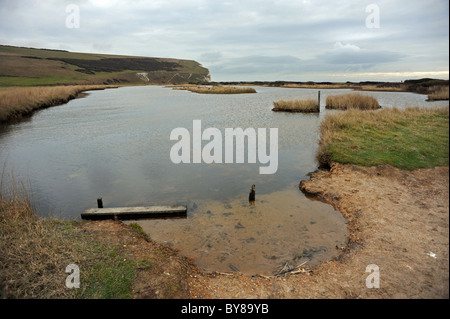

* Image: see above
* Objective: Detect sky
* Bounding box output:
[0,0,448,82]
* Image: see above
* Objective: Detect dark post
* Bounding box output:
[318,90,321,107]
[249,184,255,205]
[97,198,103,209]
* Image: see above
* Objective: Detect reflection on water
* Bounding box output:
[0,86,447,274]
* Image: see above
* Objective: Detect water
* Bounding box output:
[1,86,447,275]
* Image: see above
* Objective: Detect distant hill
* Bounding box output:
[0,45,210,86]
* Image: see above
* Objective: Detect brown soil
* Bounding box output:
[83,163,449,298]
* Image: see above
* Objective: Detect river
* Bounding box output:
[0,85,447,274]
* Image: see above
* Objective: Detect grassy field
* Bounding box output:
[272,99,319,113]
[0,45,210,86]
[0,85,118,123]
[325,93,380,110]
[317,107,449,170]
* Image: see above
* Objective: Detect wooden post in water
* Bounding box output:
[249,184,255,206]
[318,90,321,108]
[97,198,103,209]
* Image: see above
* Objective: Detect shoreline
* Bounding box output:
[1,82,447,126]
[1,85,448,298]
[0,85,119,124]
[187,163,449,298]
[78,162,449,299]
[7,161,443,299]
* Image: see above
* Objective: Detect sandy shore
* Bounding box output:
[187,163,449,298]
[81,163,448,298]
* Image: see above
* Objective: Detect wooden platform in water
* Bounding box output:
[81,205,187,220]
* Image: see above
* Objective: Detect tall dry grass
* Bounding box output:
[0,85,117,123]
[428,86,449,101]
[272,99,319,113]
[0,165,137,299]
[166,84,198,89]
[325,93,380,110]
[0,167,74,298]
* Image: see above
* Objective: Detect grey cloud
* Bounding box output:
[0,0,447,81]
[212,55,303,74]
[317,42,406,65]
[198,51,223,62]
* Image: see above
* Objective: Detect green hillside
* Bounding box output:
[0,45,210,86]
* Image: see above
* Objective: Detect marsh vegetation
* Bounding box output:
[317,107,449,169]
[0,169,191,299]
[0,85,117,123]
[427,85,449,101]
[325,93,380,110]
[272,99,319,113]
[0,171,135,298]
[171,85,257,94]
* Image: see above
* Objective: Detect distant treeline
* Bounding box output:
[402,78,449,94]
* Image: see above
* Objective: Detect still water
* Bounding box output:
[1,86,447,274]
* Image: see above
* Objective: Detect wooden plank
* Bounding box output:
[81,205,187,220]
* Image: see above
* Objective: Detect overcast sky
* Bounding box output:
[0,0,448,81]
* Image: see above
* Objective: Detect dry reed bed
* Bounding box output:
[0,170,74,298]
[325,93,380,110]
[0,85,117,123]
[0,168,138,298]
[427,85,449,101]
[174,86,256,94]
[272,99,319,113]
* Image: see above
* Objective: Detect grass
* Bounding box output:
[427,85,449,101]
[0,44,210,87]
[0,169,138,298]
[80,248,137,299]
[317,107,449,170]
[128,222,151,242]
[0,165,194,299]
[177,86,256,94]
[325,93,380,110]
[272,99,319,113]
[0,85,117,123]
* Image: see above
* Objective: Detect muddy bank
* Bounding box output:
[188,163,449,298]
[135,187,347,276]
[80,163,448,298]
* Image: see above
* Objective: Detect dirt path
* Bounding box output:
[188,164,449,298]
[83,163,448,299]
